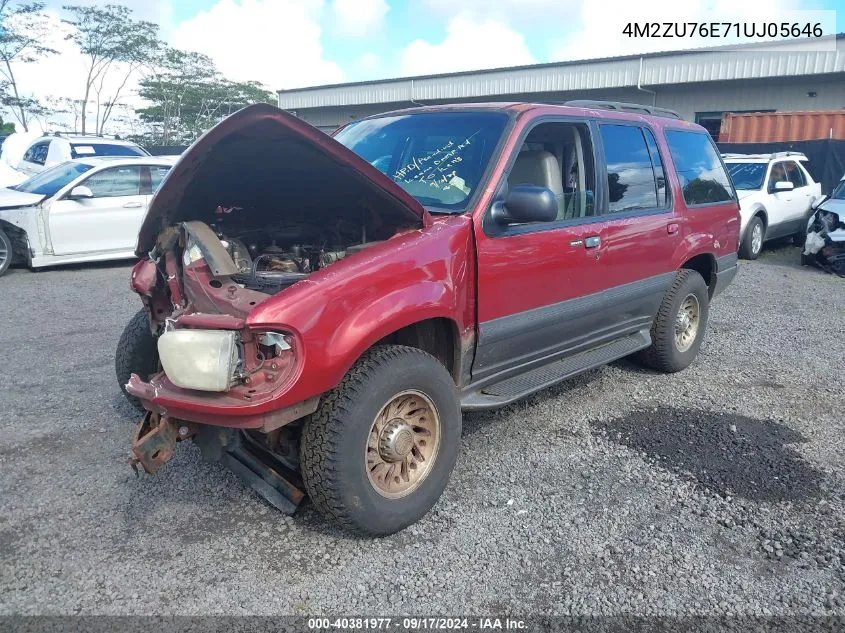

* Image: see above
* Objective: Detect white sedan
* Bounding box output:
[0,156,177,276]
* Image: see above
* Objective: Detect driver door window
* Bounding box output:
[768,163,789,193]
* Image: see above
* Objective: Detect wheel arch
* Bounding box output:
[0,219,30,264]
[751,205,768,228]
[680,253,716,297]
[373,317,461,384]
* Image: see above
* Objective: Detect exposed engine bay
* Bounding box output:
[183,205,390,295]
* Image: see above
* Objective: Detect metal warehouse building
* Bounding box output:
[278,35,845,139]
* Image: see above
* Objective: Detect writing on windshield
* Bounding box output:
[392,136,476,194]
[334,111,508,212]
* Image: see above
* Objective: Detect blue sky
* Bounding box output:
[23,0,844,105]
[157,0,842,90]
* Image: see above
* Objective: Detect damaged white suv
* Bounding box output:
[803,174,845,276]
[723,152,822,259]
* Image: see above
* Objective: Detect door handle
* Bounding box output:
[584,236,601,248]
[123,201,143,208]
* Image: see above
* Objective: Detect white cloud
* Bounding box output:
[400,14,535,77]
[42,0,176,37]
[172,0,343,90]
[550,0,817,61]
[423,0,580,28]
[5,9,143,133]
[356,52,382,72]
[332,0,388,37]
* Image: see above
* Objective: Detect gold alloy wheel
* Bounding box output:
[366,389,441,499]
[674,293,701,353]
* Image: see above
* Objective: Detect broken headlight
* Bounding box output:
[157,329,240,392]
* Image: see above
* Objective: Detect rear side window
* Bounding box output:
[664,130,735,206]
[799,160,819,183]
[149,166,171,191]
[600,124,666,213]
[784,161,805,188]
[24,141,49,165]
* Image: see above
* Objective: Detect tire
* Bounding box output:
[0,227,12,277]
[739,215,765,260]
[300,345,461,536]
[115,309,160,412]
[637,269,709,373]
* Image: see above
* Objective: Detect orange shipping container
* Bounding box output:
[720,111,845,143]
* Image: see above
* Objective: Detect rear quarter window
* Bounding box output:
[664,130,735,206]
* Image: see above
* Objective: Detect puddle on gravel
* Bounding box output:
[592,407,823,502]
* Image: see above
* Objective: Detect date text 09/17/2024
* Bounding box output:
[307,618,528,630]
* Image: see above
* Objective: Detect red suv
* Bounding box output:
[118,101,740,535]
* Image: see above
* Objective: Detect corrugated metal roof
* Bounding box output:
[278,35,845,110]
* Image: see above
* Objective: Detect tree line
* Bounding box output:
[0,1,275,146]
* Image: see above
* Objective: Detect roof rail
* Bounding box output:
[720,151,809,161]
[44,130,121,140]
[562,100,682,120]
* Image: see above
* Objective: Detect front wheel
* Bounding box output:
[300,345,461,535]
[115,309,160,411]
[637,269,710,373]
[739,216,765,260]
[0,228,13,277]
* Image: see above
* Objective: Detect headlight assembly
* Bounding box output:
[157,329,239,392]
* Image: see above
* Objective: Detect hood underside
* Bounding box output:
[136,104,427,255]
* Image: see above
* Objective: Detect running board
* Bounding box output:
[461,330,650,411]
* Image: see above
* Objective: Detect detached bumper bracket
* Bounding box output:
[194,428,304,515]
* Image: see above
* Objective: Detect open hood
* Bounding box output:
[136,104,427,255]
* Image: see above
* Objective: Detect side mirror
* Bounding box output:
[491,185,558,225]
[774,181,794,192]
[811,195,828,210]
[68,185,93,200]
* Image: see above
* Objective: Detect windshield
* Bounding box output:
[70,143,148,158]
[726,162,767,190]
[334,111,509,212]
[12,162,94,196]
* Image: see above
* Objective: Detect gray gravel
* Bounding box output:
[1,241,844,616]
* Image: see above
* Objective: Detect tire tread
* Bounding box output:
[638,269,707,373]
[300,345,445,532]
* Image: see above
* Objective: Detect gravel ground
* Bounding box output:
[1,241,844,617]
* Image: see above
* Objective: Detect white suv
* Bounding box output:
[17,133,149,176]
[723,152,822,259]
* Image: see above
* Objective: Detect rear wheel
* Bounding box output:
[300,345,461,535]
[739,216,765,260]
[637,269,709,373]
[0,228,12,277]
[115,309,160,411]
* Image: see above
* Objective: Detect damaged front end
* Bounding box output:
[123,104,427,513]
[803,199,845,277]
